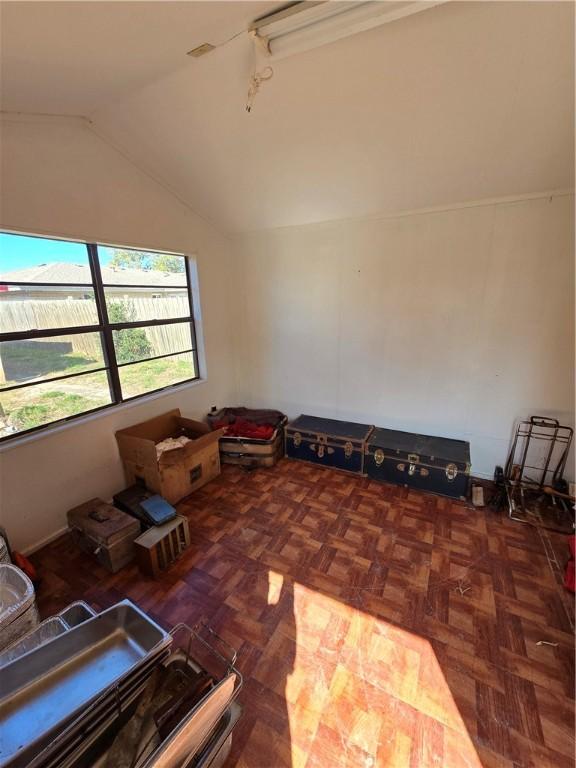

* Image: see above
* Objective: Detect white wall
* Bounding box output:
[1,115,573,555]
[235,194,575,479]
[0,115,237,552]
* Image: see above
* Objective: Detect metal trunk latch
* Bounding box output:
[408,463,417,476]
[374,449,385,466]
[344,441,353,459]
[293,432,302,447]
[445,463,458,481]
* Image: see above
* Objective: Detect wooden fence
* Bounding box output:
[0,296,192,362]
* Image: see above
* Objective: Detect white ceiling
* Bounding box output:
[0,1,282,114]
[1,1,574,233]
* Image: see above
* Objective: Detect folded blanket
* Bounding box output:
[214,417,275,440]
[209,407,285,429]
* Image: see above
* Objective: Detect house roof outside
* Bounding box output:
[0,262,186,287]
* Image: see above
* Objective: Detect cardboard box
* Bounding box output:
[115,409,224,504]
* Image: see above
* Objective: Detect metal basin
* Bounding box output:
[0,600,171,768]
[58,601,95,629]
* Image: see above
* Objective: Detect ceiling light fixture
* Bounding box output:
[250,0,447,60]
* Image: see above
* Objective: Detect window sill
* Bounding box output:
[0,377,206,453]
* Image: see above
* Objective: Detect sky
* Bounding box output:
[0,233,124,273]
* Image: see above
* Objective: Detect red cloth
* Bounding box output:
[214,417,275,440]
[564,535,575,593]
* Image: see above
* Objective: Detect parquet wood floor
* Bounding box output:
[32,460,575,768]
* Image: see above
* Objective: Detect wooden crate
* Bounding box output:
[134,515,190,578]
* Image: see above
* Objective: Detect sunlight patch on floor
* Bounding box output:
[283,581,483,767]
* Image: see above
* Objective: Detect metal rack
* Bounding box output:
[503,416,574,532]
[0,602,242,768]
[131,621,243,768]
[57,619,242,768]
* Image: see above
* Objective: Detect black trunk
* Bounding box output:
[366,427,471,500]
[286,415,373,475]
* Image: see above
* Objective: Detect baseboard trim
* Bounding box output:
[20,526,69,557]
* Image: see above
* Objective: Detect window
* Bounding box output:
[0,233,200,441]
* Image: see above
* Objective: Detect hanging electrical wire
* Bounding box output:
[246,66,274,113]
[186,21,274,113]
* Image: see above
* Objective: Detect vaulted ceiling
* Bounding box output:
[1,1,574,233]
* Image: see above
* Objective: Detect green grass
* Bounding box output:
[119,356,194,397]
[0,354,195,435]
[1,343,100,383]
[9,392,99,430]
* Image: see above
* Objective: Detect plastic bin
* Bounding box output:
[0,563,39,651]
